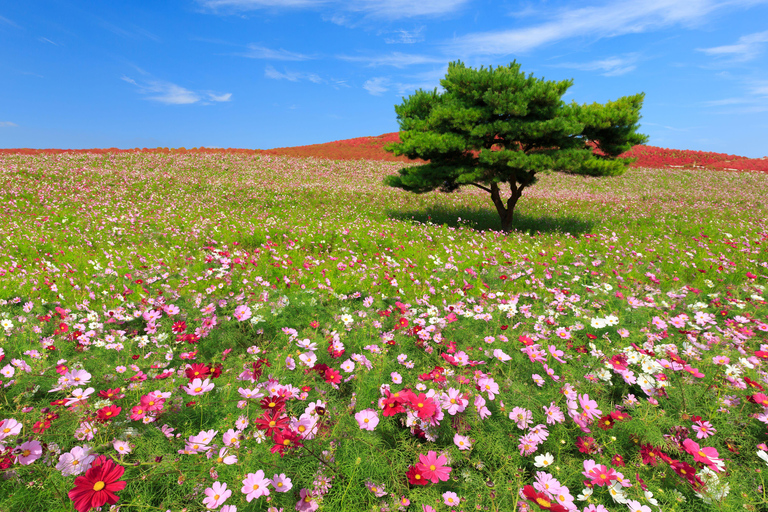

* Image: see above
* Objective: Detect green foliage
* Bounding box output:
[385,60,649,230]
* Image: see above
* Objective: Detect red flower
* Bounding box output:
[33,420,51,433]
[408,393,437,420]
[68,457,126,512]
[98,388,124,401]
[522,485,568,511]
[254,409,289,437]
[610,410,632,422]
[596,415,615,430]
[640,444,663,466]
[405,465,429,486]
[185,363,211,381]
[260,396,287,413]
[611,454,625,467]
[270,430,302,457]
[324,368,342,385]
[310,321,319,328]
[301,386,312,393]
[97,405,121,422]
[171,321,187,333]
[575,437,597,454]
[381,390,409,417]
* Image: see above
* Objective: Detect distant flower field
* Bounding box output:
[0,150,767,512]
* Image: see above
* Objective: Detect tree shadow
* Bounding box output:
[386,205,597,236]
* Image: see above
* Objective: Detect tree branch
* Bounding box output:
[469,183,492,193]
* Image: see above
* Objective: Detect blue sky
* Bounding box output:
[1,1,767,157]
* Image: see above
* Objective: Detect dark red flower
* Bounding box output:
[576,437,598,454]
[172,320,187,333]
[406,465,429,486]
[270,430,302,457]
[259,396,286,413]
[597,415,615,431]
[640,444,663,466]
[255,409,289,437]
[611,454,625,467]
[98,388,124,401]
[68,457,126,512]
[185,363,211,381]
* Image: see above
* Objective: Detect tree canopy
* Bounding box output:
[384,60,648,232]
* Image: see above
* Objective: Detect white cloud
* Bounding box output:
[363,77,390,95]
[0,121,18,127]
[699,30,768,61]
[265,65,324,83]
[122,75,231,105]
[198,0,468,19]
[208,92,233,102]
[446,0,767,56]
[242,44,312,60]
[338,52,444,68]
[552,55,639,76]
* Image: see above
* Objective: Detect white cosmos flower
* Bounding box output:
[533,452,554,468]
[590,318,607,329]
[757,450,768,466]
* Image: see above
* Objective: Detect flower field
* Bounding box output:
[0,150,767,512]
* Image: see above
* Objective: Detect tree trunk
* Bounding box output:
[490,181,525,232]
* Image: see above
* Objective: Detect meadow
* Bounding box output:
[0,148,767,512]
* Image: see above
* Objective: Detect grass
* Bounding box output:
[0,151,766,512]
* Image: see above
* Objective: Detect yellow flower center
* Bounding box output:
[417,403,424,408]
[430,465,436,471]
[93,481,105,491]
[364,418,369,423]
[536,497,551,508]
[194,387,202,393]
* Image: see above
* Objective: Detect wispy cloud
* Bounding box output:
[0,15,21,28]
[241,44,313,60]
[121,75,231,105]
[38,37,60,46]
[198,0,468,19]
[699,30,768,62]
[384,27,426,44]
[551,54,640,76]
[702,79,768,113]
[362,66,446,96]
[445,0,765,56]
[338,52,444,68]
[265,65,324,83]
[0,121,18,127]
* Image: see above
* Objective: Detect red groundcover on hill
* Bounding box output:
[2,133,766,172]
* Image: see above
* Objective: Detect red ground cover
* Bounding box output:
[2,132,766,172]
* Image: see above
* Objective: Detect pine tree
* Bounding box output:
[384,61,648,232]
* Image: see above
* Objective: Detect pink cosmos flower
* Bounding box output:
[415,451,451,483]
[682,438,722,472]
[354,409,379,431]
[214,447,238,465]
[578,393,602,421]
[587,464,617,486]
[271,473,293,493]
[442,491,460,506]
[56,445,96,476]
[233,305,252,322]
[0,418,23,440]
[692,420,716,439]
[442,388,468,415]
[203,481,232,509]
[241,470,271,501]
[478,377,499,400]
[296,488,319,512]
[453,433,472,451]
[509,407,533,429]
[15,440,42,465]
[113,440,132,455]
[543,403,565,425]
[183,378,214,396]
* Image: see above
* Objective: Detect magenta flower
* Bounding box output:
[271,473,293,493]
[692,420,716,439]
[296,488,319,512]
[587,464,617,486]
[682,438,723,472]
[415,451,451,483]
[203,481,232,509]
[15,440,43,465]
[578,393,602,421]
[354,409,379,431]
